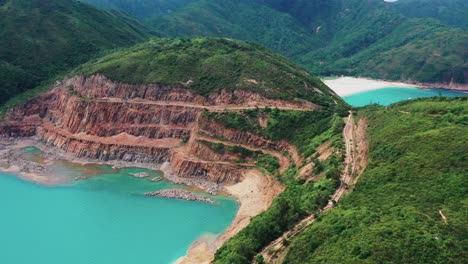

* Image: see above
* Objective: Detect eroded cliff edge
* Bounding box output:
[0,74,315,185]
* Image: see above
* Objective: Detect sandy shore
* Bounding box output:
[324,76,468,96]
[323,77,418,96]
[174,170,284,264]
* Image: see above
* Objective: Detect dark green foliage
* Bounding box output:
[79,0,193,18]
[283,97,468,264]
[74,38,341,106]
[256,154,280,175]
[304,19,468,84]
[392,0,468,29]
[0,0,149,104]
[213,107,345,263]
[214,177,337,264]
[207,108,345,158]
[141,0,468,85]
[147,0,318,58]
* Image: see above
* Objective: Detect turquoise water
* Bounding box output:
[343,87,467,107]
[0,158,237,264]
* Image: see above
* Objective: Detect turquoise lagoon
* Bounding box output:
[0,148,237,264]
[343,87,466,106]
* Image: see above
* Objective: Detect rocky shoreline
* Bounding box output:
[0,136,224,194]
[145,189,216,204]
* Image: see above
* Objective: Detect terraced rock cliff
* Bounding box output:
[0,74,319,183]
[1,38,345,184]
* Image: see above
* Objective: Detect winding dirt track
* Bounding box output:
[195,136,291,174]
[259,111,367,263]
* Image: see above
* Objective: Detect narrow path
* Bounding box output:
[97,97,317,112]
[259,111,364,263]
[195,135,291,174]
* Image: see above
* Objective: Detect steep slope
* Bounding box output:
[0,0,150,104]
[282,98,467,264]
[139,0,468,86]
[302,19,468,84]
[0,38,345,183]
[146,0,317,58]
[392,0,468,29]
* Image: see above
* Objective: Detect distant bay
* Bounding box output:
[342,87,466,107]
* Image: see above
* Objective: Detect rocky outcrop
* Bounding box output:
[64,75,318,109]
[0,75,310,184]
[145,189,216,204]
[170,149,248,183]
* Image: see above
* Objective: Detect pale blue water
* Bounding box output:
[343,87,467,106]
[0,158,237,264]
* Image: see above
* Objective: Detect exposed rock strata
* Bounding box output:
[1,75,308,184]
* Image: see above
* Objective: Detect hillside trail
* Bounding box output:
[195,135,291,174]
[258,111,368,264]
[99,97,317,112]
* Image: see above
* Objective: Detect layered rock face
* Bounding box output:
[1,75,309,183]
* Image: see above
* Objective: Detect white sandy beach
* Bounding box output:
[323,77,418,96]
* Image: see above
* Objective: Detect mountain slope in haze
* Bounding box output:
[89,0,468,86]
[0,0,150,104]
[79,0,194,18]
[146,0,319,58]
[73,38,342,107]
[391,0,468,29]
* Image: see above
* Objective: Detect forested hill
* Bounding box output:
[82,0,468,86]
[0,0,150,104]
[73,38,343,107]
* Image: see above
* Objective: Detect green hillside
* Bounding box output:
[74,38,342,107]
[282,97,467,263]
[88,0,468,85]
[0,0,149,104]
[302,19,468,84]
[212,97,467,264]
[146,0,318,58]
[392,0,468,29]
[79,0,193,18]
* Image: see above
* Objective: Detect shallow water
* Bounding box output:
[0,148,237,264]
[343,87,466,106]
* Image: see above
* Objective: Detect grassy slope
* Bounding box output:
[0,0,149,104]
[74,38,342,107]
[283,97,467,263]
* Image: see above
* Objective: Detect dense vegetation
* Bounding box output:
[0,0,149,104]
[282,97,467,263]
[85,0,468,85]
[302,19,468,84]
[204,107,345,157]
[79,0,193,18]
[213,111,345,263]
[74,38,341,106]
